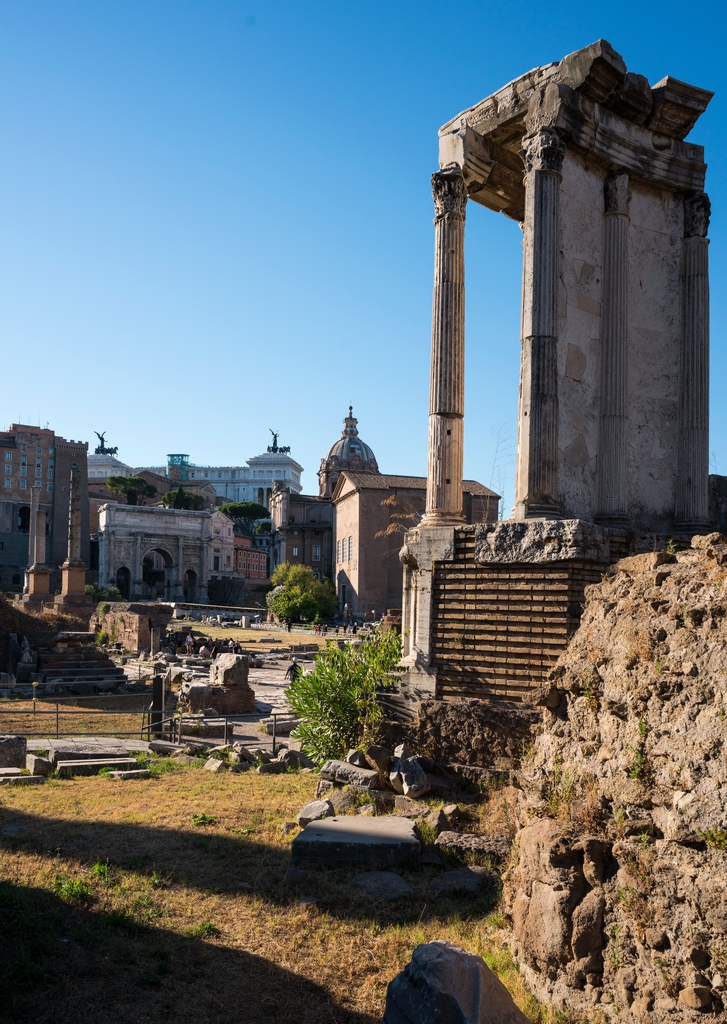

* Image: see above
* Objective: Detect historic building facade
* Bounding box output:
[0,424,89,593]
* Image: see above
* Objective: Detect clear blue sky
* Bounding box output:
[2,2,726,507]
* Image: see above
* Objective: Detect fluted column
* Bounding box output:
[422,166,467,526]
[675,192,710,531]
[514,129,564,519]
[596,173,630,524]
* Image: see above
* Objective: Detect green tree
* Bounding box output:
[106,476,157,506]
[286,628,402,763]
[267,563,337,622]
[219,501,270,521]
[160,486,205,510]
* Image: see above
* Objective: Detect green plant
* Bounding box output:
[106,475,157,506]
[189,922,220,939]
[85,584,123,604]
[666,538,677,555]
[627,718,654,784]
[681,603,692,629]
[218,501,270,521]
[655,660,663,674]
[160,485,205,510]
[582,680,599,711]
[639,831,650,853]
[609,924,622,968]
[192,813,218,827]
[542,755,577,818]
[286,627,402,763]
[698,828,727,851]
[267,562,337,622]
[52,877,93,903]
[92,858,115,885]
[95,629,109,646]
[228,825,256,835]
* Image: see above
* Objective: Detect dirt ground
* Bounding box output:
[0,763,581,1024]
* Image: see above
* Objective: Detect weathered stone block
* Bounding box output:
[475,519,609,565]
[108,769,151,780]
[26,754,52,776]
[319,759,379,789]
[292,815,420,868]
[296,799,333,827]
[383,941,530,1023]
[0,735,27,768]
[209,653,249,687]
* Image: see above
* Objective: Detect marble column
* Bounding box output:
[24,491,50,603]
[56,465,90,604]
[514,128,564,519]
[675,192,711,531]
[596,173,630,525]
[422,165,467,526]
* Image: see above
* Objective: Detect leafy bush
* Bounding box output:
[267,562,336,622]
[219,501,270,521]
[85,584,123,603]
[286,627,401,764]
[160,485,205,510]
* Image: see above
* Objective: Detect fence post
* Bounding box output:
[56,702,59,738]
[151,675,163,738]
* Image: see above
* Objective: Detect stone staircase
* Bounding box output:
[38,645,127,694]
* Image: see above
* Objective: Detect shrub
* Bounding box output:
[267,562,336,621]
[286,627,401,764]
[85,584,123,603]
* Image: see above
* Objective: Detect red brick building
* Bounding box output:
[234,527,268,579]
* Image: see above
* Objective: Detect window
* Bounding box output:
[4,505,9,513]
[4,466,10,476]
[36,446,41,454]
[48,470,53,479]
[21,456,26,465]
[47,482,53,491]
[4,453,10,460]
[49,459,53,468]
[292,546,298,557]
[20,480,26,489]
[20,467,26,476]
[33,480,41,488]
[4,479,10,488]
[336,539,341,563]
[213,556,220,571]
[21,444,26,452]
[293,529,299,535]
[36,458,41,467]
[348,536,353,561]
[312,545,320,561]
[49,447,53,454]
[35,468,41,478]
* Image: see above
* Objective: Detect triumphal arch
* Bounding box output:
[398,40,713,712]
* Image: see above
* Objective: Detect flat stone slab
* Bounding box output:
[47,739,149,765]
[352,871,416,900]
[434,832,511,861]
[292,815,420,868]
[0,775,46,786]
[0,767,23,777]
[58,758,138,778]
[108,769,152,780]
[427,866,491,896]
[319,759,380,789]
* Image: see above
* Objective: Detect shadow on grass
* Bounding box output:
[0,805,500,926]
[0,879,378,1024]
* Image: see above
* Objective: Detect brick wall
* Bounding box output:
[430,527,605,702]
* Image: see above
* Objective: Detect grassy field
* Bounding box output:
[0,699,151,741]
[0,764,597,1024]
[195,624,333,649]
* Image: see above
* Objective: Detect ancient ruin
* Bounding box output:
[398,40,714,710]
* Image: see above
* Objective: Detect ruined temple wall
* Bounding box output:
[555,151,683,531]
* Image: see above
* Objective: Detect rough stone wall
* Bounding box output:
[506,537,727,1020]
[88,602,173,652]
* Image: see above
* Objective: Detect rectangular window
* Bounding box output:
[336,540,340,563]
[36,458,41,466]
[20,480,26,489]
[35,468,41,478]
[4,504,9,513]
[4,466,10,476]
[21,456,26,465]
[313,545,320,561]
[21,444,26,452]
[48,470,53,479]
[47,482,53,491]
[213,556,220,571]
[33,480,41,488]
[20,467,26,476]
[4,452,10,460]
[49,459,53,468]
[49,447,53,454]
[348,536,353,561]
[292,546,298,557]
[4,480,10,488]
[36,446,41,454]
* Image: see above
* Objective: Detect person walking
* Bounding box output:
[284,657,302,682]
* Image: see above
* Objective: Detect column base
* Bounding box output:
[55,560,91,606]
[23,565,52,603]
[594,512,630,528]
[673,520,711,537]
[419,512,465,528]
[512,502,562,521]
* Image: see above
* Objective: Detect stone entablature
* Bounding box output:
[97,504,239,603]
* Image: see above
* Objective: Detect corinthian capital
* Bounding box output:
[431,166,467,220]
[684,192,711,238]
[520,128,565,175]
[604,173,631,215]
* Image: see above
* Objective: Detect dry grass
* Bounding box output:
[0,699,149,740]
[1,766,594,1024]
[192,625,331,649]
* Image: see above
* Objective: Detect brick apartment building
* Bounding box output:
[0,424,89,593]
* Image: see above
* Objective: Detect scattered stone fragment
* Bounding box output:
[424,809,448,834]
[0,775,46,786]
[365,744,392,774]
[678,986,712,1010]
[434,832,511,860]
[328,788,357,814]
[280,822,298,835]
[389,769,405,794]
[399,757,431,798]
[292,815,420,868]
[0,735,27,769]
[0,767,22,777]
[283,866,316,886]
[644,928,668,950]
[57,758,137,778]
[356,804,375,816]
[442,803,461,822]
[383,941,530,1024]
[346,749,368,767]
[26,754,52,777]
[204,757,225,773]
[395,795,423,812]
[108,769,152,781]
[296,799,334,827]
[319,759,379,789]
[427,866,490,896]
[352,871,415,900]
[315,778,335,799]
[393,743,413,761]
[257,760,289,775]
[277,748,315,770]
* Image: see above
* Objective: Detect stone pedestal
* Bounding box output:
[23,566,52,604]
[55,559,91,607]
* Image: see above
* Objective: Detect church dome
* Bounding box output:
[319,407,379,497]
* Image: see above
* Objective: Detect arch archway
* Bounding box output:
[183,569,198,603]
[142,547,175,600]
[115,566,131,600]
